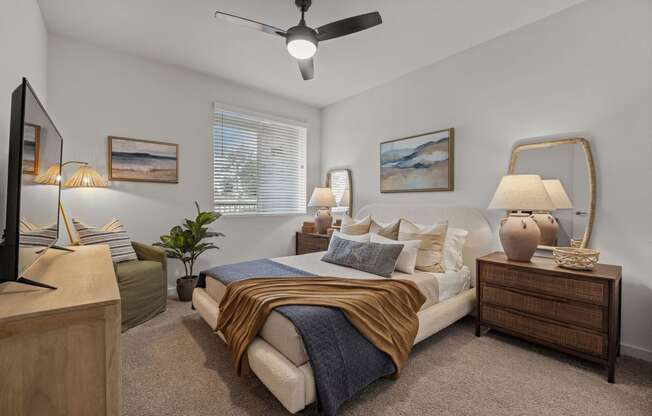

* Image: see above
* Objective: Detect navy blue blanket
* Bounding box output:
[199,259,396,416]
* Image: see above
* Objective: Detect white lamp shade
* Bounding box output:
[339,189,350,206]
[308,187,336,207]
[488,174,554,211]
[542,179,573,209]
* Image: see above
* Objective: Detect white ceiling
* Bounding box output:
[38,0,584,108]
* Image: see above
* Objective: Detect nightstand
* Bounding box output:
[295,231,330,255]
[476,251,622,383]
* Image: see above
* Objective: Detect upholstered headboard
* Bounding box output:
[356,203,494,283]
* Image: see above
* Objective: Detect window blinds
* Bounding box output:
[213,106,307,215]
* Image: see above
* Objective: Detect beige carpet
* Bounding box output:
[122,299,652,416]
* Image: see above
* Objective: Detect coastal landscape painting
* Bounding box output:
[380,128,454,192]
[108,136,178,183]
[22,123,41,175]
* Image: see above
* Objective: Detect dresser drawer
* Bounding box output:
[480,263,608,306]
[482,305,607,358]
[296,233,330,255]
[481,285,607,332]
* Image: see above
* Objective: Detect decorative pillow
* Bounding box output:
[398,219,448,273]
[370,233,419,274]
[321,235,403,278]
[327,231,370,251]
[73,218,138,263]
[19,218,58,247]
[443,228,469,271]
[340,215,371,235]
[369,219,400,240]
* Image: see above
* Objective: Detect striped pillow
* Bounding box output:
[20,218,58,247]
[73,218,138,263]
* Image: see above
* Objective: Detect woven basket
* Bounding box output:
[553,247,600,271]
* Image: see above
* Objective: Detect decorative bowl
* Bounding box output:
[552,247,600,271]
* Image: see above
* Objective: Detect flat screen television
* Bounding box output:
[0,78,66,289]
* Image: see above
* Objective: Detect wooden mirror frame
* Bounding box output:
[508,137,597,251]
[325,168,353,217]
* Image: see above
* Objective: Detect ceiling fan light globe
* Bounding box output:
[287,39,317,59]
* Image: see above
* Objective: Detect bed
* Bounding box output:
[193,204,493,413]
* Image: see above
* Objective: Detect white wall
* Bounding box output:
[47,35,321,289]
[0,0,48,228]
[322,0,652,359]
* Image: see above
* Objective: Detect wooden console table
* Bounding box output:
[0,245,121,415]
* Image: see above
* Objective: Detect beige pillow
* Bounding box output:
[340,215,371,235]
[369,219,400,240]
[398,219,448,273]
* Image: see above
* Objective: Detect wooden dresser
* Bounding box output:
[0,245,121,415]
[476,251,621,382]
[296,231,331,255]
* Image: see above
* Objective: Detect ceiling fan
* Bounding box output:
[214,0,382,80]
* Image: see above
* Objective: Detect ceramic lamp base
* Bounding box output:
[531,211,559,246]
[314,208,333,234]
[499,213,541,262]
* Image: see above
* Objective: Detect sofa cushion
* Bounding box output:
[114,260,166,331]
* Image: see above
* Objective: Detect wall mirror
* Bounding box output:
[509,137,596,251]
[326,168,352,217]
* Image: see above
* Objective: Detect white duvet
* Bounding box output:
[205,251,471,367]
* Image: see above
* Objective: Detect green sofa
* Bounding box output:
[114,242,168,331]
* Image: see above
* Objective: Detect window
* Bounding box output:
[213,105,307,215]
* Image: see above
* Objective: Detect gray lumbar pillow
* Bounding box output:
[321,235,404,278]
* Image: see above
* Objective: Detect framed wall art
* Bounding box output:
[380,128,454,193]
[108,136,178,183]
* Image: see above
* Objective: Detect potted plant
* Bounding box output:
[154,202,224,301]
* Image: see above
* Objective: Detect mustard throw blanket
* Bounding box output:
[217,277,426,377]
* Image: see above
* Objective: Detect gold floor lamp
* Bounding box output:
[34,161,108,244]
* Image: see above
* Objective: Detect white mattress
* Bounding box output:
[205,251,471,366]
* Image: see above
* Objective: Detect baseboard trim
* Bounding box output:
[621,343,652,362]
[167,286,176,297]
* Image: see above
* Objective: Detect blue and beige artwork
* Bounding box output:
[110,138,178,182]
[380,130,451,192]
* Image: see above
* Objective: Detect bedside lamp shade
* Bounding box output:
[488,174,554,211]
[542,179,573,209]
[308,187,336,208]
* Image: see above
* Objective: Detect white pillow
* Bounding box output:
[370,233,420,274]
[442,228,468,271]
[340,215,371,235]
[327,230,370,251]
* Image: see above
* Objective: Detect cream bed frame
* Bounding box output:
[193,204,493,413]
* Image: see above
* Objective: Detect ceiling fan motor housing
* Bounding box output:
[286,25,318,46]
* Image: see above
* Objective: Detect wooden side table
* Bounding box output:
[475,251,622,383]
[296,231,330,255]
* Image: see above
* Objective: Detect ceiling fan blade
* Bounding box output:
[214,11,286,37]
[316,12,382,41]
[298,58,314,80]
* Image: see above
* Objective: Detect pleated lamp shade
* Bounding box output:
[63,165,108,188]
[33,164,62,185]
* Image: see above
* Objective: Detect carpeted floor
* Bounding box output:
[122,299,652,416]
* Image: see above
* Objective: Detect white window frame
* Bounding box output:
[212,102,308,217]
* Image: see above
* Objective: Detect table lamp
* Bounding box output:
[532,179,573,246]
[488,174,554,261]
[308,187,336,234]
[34,161,108,243]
